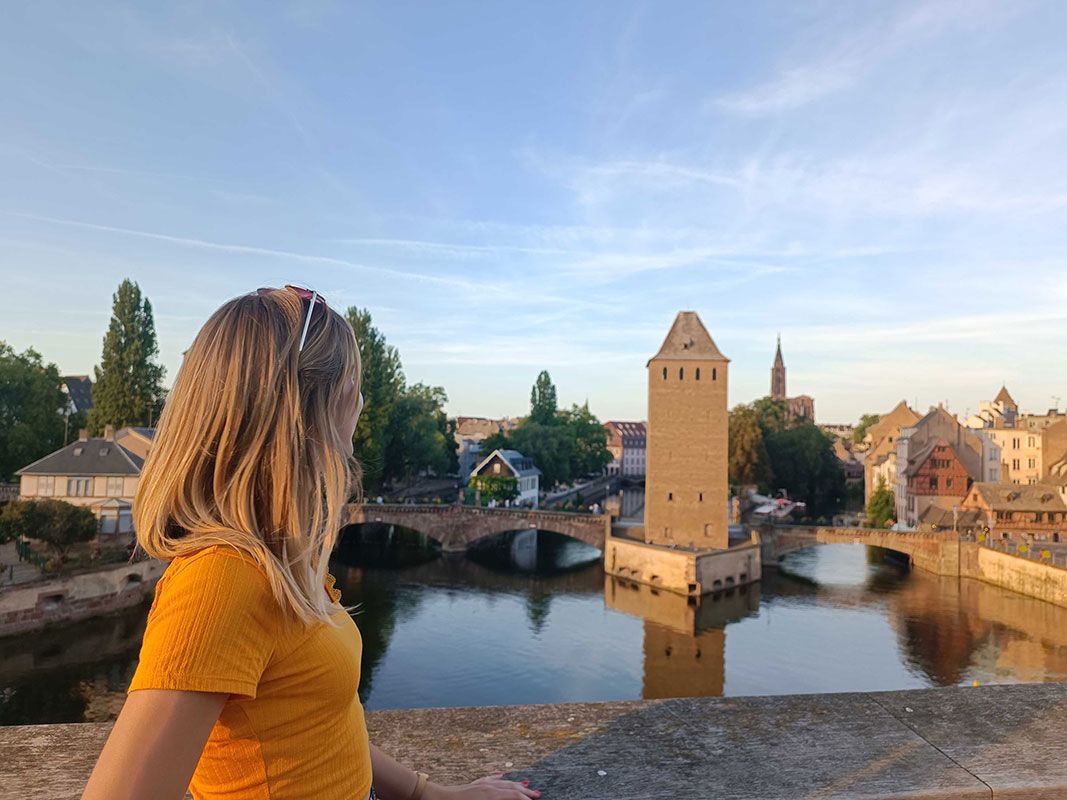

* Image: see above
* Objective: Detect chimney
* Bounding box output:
[103,424,115,441]
[78,428,89,442]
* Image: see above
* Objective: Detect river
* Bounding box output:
[3,526,1067,726]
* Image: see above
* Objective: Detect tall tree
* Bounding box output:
[752,395,789,436]
[764,422,846,516]
[529,370,558,425]
[0,343,67,481]
[88,280,165,432]
[866,476,896,528]
[346,307,404,491]
[508,422,575,488]
[728,404,773,488]
[853,413,882,444]
[384,383,455,485]
[560,402,611,477]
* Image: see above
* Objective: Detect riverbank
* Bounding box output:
[4,683,1066,799]
[0,558,163,637]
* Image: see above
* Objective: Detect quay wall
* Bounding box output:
[0,559,164,637]
[961,542,1067,609]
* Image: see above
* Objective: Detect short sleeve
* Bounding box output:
[129,548,279,699]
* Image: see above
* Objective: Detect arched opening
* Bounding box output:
[467,529,601,574]
[336,522,441,569]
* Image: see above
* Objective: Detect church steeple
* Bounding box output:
[771,334,786,400]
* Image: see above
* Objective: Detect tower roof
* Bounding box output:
[648,311,729,363]
[995,385,1016,406]
[773,334,785,368]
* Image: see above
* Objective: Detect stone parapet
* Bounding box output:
[4,684,1067,799]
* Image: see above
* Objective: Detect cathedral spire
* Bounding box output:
[771,334,786,400]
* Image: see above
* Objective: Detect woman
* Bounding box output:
[83,286,541,800]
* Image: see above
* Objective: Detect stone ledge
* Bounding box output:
[2,684,1066,799]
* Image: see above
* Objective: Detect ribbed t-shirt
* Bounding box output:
[128,545,372,800]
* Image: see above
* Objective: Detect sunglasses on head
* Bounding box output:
[255,285,327,352]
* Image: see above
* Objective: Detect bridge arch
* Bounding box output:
[758,525,961,576]
[344,504,610,553]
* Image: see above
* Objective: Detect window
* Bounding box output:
[1012,438,1020,449]
[712,368,717,381]
[39,476,54,496]
[929,477,938,490]
[679,367,684,380]
[493,463,501,474]
[699,492,703,502]
[695,367,701,381]
[1012,459,1021,471]
[662,367,667,380]
[1028,437,1036,447]
[668,492,673,501]
[66,478,90,497]
[107,476,123,497]
[1028,458,1036,469]
[946,478,954,488]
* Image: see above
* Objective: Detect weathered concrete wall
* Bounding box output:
[6,684,1067,799]
[0,559,164,637]
[604,536,760,596]
[962,542,1067,609]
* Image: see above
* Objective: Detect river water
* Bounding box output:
[3,527,1067,726]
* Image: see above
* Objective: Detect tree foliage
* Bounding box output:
[0,499,98,561]
[751,396,788,436]
[478,375,610,490]
[728,404,772,488]
[0,343,67,481]
[345,308,455,491]
[470,474,519,504]
[88,279,165,432]
[866,476,896,528]
[764,422,846,516]
[853,413,881,444]
[529,370,558,425]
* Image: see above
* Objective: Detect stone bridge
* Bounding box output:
[759,525,962,576]
[344,504,611,553]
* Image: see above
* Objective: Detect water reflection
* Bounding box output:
[4,531,1067,725]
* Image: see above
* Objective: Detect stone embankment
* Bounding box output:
[0,558,164,637]
[3,684,1066,799]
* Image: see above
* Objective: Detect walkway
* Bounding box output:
[6,684,1067,798]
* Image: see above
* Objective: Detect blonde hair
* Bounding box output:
[134,287,362,626]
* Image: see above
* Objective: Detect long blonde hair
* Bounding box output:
[134,287,362,626]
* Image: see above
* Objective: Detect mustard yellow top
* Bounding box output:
[129,545,372,800]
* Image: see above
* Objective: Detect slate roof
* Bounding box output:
[471,449,542,480]
[649,311,729,363]
[61,376,94,414]
[994,385,1017,406]
[16,436,144,476]
[969,482,1067,514]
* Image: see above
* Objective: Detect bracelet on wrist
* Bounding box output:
[411,771,430,800]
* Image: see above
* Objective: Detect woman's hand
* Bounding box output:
[426,772,542,799]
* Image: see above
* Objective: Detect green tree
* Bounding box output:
[0,343,67,481]
[560,402,611,477]
[529,370,558,425]
[470,474,519,504]
[384,383,455,485]
[764,422,846,516]
[866,476,896,528]
[853,413,881,444]
[729,404,773,488]
[88,280,165,432]
[0,499,98,563]
[508,422,575,488]
[346,307,404,491]
[752,396,789,436]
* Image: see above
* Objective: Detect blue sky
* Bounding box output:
[3,1,1066,424]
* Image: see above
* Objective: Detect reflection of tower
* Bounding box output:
[771,334,786,400]
[644,312,730,549]
[642,624,724,699]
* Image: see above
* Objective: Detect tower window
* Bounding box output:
[668,492,673,501]
[679,367,684,380]
[699,492,704,502]
[713,368,717,381]
[696,368,701,381]
[662,367,667,380]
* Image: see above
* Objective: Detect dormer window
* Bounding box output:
[99,447,109,456]
[73,447,83,456]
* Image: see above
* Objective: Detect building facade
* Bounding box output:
[469,448,541,507]
[15,425,155,536]
[769,336,814,423]
[644,312,729,549]
[603,421,647,478]
[861,400,922,503]
[454,416,522,477]
[961,482,1067,542]
[895,406,1000,528]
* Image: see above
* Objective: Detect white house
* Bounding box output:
[469,449,541,507]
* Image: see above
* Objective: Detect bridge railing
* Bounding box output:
[966,534,1067,570]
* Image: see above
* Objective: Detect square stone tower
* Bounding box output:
[644,311,730,550]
